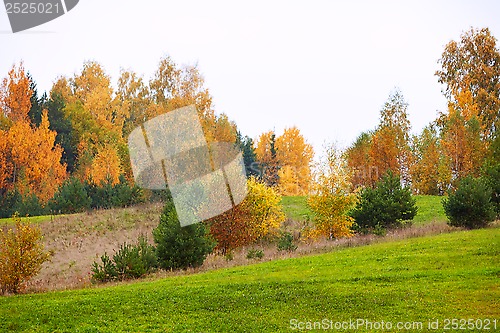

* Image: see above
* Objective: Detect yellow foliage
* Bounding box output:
[307,144,356,240]
[0,62,32,123]
[209,177,285,254]
[89,144,123,186]
[410,127,442,195]
[242,177,285,238]
[275,127,314,195]
[0,214,50,294]
[307,193,356,240]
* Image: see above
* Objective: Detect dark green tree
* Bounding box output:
[49,177,91,214]
[236,132,259,178]
[153,199,215,270]
[46,93,76,172]
[351,171,417,230]
[443,176,496,229]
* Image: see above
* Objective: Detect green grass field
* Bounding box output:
[0,214,57,225]
[412,195,447,224]
[281,196,313,221]
[281,195,447,225]
[1,227,498,332]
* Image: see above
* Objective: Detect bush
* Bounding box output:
[153,200,215,270]
[0,215,50,294]
[443,176,495,229]
[49,177,91,214]
[0,190,48,218]
[208,178,285,254]
[90,253,117,283]
[351,171,417,231]
[277,232,298,252]
[16,193,48,217]
[86,176,145,210]
[246,249,264,260]
[91,235,157,283]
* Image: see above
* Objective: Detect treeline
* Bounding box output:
[345,27,499,195]
[0,27,499,220]
[0,54,317,217]
[0,55,243,217]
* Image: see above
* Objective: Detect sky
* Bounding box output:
[1,0,499,156]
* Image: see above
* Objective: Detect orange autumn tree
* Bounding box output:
[0,64,66,202]
[345,132,374,188]
[89,144,122,186]
[4,111,66,202]
[410,126,442,195]
[367,89,412,186]
[275,127,314,195]
[0,63,31,123]
[208,178,285,255]
[254,131,280,186]
[438,107,485,187]
[436,27,500,141]
[56,62,127,185]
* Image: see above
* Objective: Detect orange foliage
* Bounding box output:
[3,111,66,202]
[410,127,442,195]
[0,63,32,123]
[254,131,280,186]
[368,127,399,185]
[89,144,122,186]
[275,127,314,195]
[440,107,485,185]
[208,178,284,254]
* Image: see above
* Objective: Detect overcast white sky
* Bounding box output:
[1,0,499,155]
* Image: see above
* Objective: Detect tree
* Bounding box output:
[436,27,500,140]
[3,110,66,203]
[307,144,357,239]
[89,144,122,186]
[208,178,285,254]
[71,61,124,135]
[368,126,399,185]
[0,215,50,294]
[237,132,259,178]
[439,108,485,186]
[27,74,46,126]
[346,132,374,188]
[153,200,215,270]
[254,131,280,186]
[275,127,314,195]
[368,90,412,186]
[443,176,495,229]
[0,129,12,194]
[49,177,91,214]
[116,70,151,137]
[410,126,442,195]
[0,63,32,123]
[351,171,417,231]
[59,62,128,186]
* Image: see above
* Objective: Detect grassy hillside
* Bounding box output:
[281,195,447,224]
[412,195,447,224]
[281,196,313,221]
[1,227,498,332]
